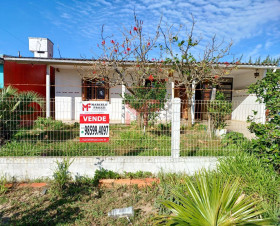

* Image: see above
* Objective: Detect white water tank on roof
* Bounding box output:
[28,37,53,58]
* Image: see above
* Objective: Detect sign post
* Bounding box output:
[80,101,109,142]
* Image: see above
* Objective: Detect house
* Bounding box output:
[1,37,279,126]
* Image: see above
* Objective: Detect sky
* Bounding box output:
[0,0,280,62]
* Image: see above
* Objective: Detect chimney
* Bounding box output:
[28,37,54,58]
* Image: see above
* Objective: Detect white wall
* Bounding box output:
[55,69,124,123]
[231,69,265,123]
[55,69,82,121]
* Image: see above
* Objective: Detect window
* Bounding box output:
[217,78,233,101]
[82,79,109,101]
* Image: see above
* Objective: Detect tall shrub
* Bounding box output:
[248,71,280,172]
[0,86,44,144]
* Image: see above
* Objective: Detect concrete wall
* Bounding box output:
[0,157,218,180]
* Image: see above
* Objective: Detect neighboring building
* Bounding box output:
[1,37,279,124]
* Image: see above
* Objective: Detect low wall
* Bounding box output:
[0,156,218,180]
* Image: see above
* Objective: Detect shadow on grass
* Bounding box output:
[4,184,99,225]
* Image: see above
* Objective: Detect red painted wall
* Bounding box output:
[4,61,46,97]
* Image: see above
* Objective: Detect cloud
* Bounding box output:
[41,0,280,58]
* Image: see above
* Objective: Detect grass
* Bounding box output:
[217,152,280,222]
[0,185,160,225]
[0,119,237,157]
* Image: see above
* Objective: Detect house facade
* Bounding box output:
[1,38,279,125]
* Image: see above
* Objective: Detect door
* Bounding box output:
[174,82,188,119]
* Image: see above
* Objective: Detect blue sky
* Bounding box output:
[0,0,279,62]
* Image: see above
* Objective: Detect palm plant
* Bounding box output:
[0,86,44,144]
[154,171,272,225]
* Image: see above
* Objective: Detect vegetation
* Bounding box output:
[218,152,280,222]
[155,170,271,225]
[208,91,232,130]
[51,158,73,196]
[1,117,235,157]
[248,71,280,172]
[248,55,280,66]
[123,80,167,127]
[0,86,44,144]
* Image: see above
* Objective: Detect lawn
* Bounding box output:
[0,118,237,157]
[0,184,159,225]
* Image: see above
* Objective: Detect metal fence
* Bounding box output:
[0,95,265,158]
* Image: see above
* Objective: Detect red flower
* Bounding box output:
[148,74,154,81]
[214,75,219,79]
[127,47,131,51]
[92,71,96,74]
[121,44,124,48]
[124,51,127,54]
[224,61,230,66]
[102,40,105,45]
[111,40,115,44]
[152,58,155,61]
[102,78,105,81]
[133,27,138,31]
[165,78,168,82]
[130,30,132,35]
[147,42,150,46]
[136,64,140,67]
[114,49,118,53]
[236,61,240,64]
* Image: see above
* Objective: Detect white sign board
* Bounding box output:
[80,101,109,142]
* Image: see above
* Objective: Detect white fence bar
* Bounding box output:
[171,97,181,158]
[46,65,51,118]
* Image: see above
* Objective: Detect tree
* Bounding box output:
[0,86,44,144]
[76,13,169,127]
[248,71,280,172]
[123,80,167,128]
[160,16,238,125]
[76,13,169,95]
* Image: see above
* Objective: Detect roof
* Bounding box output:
[2,55,279,69]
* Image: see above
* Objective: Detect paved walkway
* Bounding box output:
[226,120,255,139]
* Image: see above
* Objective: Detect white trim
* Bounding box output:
[46,65,51,118]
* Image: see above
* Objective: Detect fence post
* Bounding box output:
[46,65,51,118]
[171,97,181,158]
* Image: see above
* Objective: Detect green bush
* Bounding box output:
[52,158,73,195]
[123,81,167,127]
[217,152,280,222]
[248,71,280,171]
[0,86,44,144]
[92,168,121,186]
[221,132,251,150]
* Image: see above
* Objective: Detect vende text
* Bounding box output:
[80,114,109,124]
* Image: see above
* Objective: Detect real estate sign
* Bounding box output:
[80,101,109,142]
